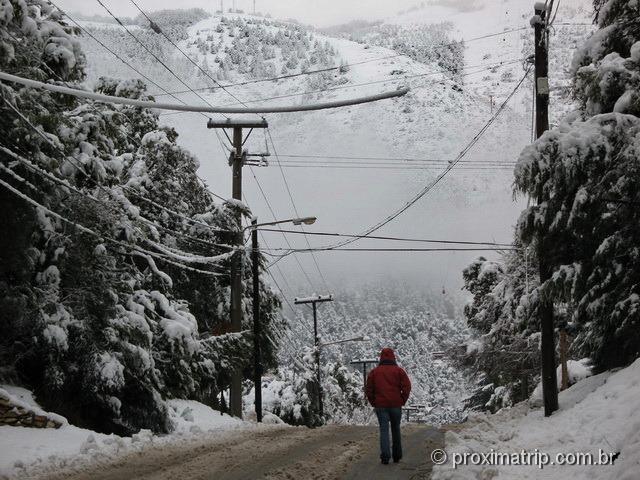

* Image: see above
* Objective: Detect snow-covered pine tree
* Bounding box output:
[461,245,541,412]
[513,0,640,371]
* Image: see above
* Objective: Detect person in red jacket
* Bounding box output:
[365,347,412,464]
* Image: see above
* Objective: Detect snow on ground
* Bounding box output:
[432,358,640,479]
[0,385,276,480]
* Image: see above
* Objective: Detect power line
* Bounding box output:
[272,164,515,171]
[1,144,234,253]
[262,247,517,257]
[129,0,251,111]
[257,228,514,247]
[119,1,323,335]
[46,0,231,202]
[267,130,353,325]
[151,26,528,97]
[47,0,201,107]
[1,36,232,209]
[246,167,317,291]
[1,95,232,238]
[273,153,516,164]
[0,175,225,276]
[94,0,230,119]
[158,57,524,116]
[267,130,331,288]
[319,65,533,250]
[274,161,516,166]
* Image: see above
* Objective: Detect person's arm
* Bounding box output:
[399,369,412,405]
[365,370,376,406]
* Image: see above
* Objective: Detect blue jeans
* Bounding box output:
[375,407,402,461]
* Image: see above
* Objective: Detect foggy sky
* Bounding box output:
[59,0,473,27]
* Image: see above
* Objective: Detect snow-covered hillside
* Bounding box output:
[390,0,595,122]
[77,10,533,292]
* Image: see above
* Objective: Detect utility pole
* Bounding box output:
[294,294,333,419]
[208,117,268,419]
[251,217,262,422]
[533,3,558,417]
[246,216,316,422]
[350,359,378,390]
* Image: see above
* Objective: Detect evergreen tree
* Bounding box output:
[513,0,640,371]
[0,0,281,434]
[461,246,541,412]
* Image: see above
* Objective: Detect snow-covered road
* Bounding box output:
[44,424,442,480]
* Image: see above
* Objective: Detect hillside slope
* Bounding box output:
[77,11,530,293]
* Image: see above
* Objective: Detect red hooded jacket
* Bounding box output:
[365,348,412,408]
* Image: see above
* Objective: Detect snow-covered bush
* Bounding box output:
[256,346,366,427]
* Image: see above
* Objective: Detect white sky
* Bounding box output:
[61,0,472,27]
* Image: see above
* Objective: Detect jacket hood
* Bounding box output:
[379,348,396,362]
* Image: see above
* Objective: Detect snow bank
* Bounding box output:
[0,386,262,479]
[529,358,593,407]
[432,359,640,480]
[167,399,244,434]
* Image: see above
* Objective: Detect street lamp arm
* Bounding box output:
[243,216,317,233]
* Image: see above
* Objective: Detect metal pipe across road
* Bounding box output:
[0,71,409,114]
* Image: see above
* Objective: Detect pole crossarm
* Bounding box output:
[294,293,333,419]
[294,294,333,304]
[208,118,268,129]
[0,71,409,114]
[350,359,379,365]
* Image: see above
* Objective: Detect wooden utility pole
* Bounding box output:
[533,4,558,416]
[208,118,268,419]
[251,217,262,421]
[350,359,378,390]
[294,294,333,419]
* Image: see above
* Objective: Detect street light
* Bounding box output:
[249,215,317,423]
[244,216,316,232]
[314,334,370,418]
[292,216,317,226]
